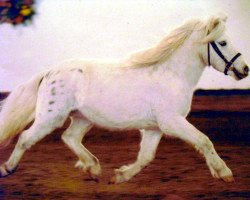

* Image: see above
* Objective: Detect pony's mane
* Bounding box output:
[124,14,226,68]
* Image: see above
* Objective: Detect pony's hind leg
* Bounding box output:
[110,129,163,184]
[61,116,101,181]
[0,71,78,178]
[0,111,68,178]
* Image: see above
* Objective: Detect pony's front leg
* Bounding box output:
[110,129,163,184]
[157,114,234,183]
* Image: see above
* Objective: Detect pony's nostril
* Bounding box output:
[243,65,249,74]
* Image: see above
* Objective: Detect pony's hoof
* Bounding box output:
[109,169,129,184]
[0,164,17,178]
[108,176,117,184]
[85,170,100,183]
[210,164,234,183]
[91,175,100,183]
[222,175,235,183]
[75,160,101,182]
[109,175,127,184]
[75,160,101,176]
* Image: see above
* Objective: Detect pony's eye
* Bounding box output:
[219,41,227,46]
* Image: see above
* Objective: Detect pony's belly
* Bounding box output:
[78,106,157,131]
[90,118,157,131]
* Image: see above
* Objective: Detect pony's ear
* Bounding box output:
[208,12,227,31]
[208,13,227,32]
[216,12,228,22]
[201,13,226,43]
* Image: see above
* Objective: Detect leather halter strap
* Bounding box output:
[207,41,241,75]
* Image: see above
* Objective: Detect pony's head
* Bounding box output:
[202,13,249,80]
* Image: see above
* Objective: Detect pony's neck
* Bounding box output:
[159,33,206,90]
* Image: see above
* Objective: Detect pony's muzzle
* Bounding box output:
[232,66,248,80]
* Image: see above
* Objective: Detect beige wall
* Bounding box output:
[0,0,249,90]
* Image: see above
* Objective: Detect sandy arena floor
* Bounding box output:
[0,129,249,200]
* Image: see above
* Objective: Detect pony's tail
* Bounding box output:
[0,72,45,147]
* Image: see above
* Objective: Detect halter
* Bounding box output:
[207,41,241,75]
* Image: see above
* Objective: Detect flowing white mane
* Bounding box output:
[124,14,227,68]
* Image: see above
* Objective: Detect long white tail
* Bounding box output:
[0,72,45,146]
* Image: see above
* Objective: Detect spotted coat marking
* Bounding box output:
[51,87,56,95]
[49,101,55,105]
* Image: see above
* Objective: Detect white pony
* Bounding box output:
[0,13,249,184]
